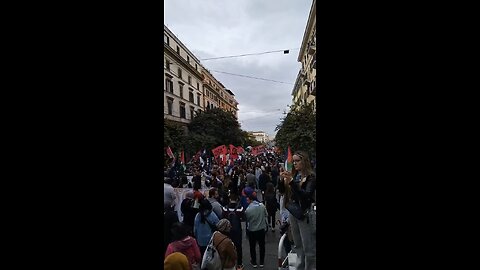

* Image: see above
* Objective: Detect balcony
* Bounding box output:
[300,69,307,79]
[309,82,316,96]
[307,39,316,55]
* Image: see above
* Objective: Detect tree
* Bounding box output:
[187,108,244,155]
[164,119,187,152]
[239,130,262,148]
[275,102,316,159]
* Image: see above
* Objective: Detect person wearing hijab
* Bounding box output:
[212,219,237,270]
[164,252,190,270]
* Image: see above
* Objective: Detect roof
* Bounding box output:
[297,0,316,62]
[225,89,235,96]
[164,25,202,64]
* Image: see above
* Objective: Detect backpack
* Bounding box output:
[200,231,228,270]
[222,202,243,234]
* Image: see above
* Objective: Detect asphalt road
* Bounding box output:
[240,210,284,270]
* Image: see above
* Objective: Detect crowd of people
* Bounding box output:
[163,148,317,270]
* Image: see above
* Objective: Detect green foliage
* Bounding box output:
[239,130,262,148]
[187,108,244,154]
[275,102,316,158]
[164,119,187,152]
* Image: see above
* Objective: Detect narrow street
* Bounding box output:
[241,211,282,270]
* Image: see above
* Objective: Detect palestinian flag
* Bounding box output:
[180,150,186,171]
[285,146,293,172]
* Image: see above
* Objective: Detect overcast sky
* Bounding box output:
[165,0,312,137]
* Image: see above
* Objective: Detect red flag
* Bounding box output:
[229,144,239,160]
[237,146,245,154]
[193,150,201,162]
[251,146,258,156]
[166,146,175,159]
[222,145,228,156]
[180,150,185,164]
[212,145,226,158]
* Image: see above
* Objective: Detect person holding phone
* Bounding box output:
[278,150,316,270]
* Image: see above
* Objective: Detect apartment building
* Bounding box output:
[202,68,239,118]
[164,25,204,126]
[249,131,269,143]
[292,0,316,110]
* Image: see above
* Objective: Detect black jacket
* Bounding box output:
[278,173,316,212]
[258,173,270,191]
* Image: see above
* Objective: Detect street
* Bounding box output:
[241,211,282,270]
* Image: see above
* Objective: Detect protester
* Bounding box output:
[223,193,245,270]
[164,177,179,259]
[246,169,256,189]
[245,190,267,268]
[264,182,278,232]
[165,222,201,270]
[192,169,202,190]
[279,150,316,270]
[212,219,238,270]
[207,188,224,219]
[180,191,198,235]
[255,165,262,188]
[164,252,190,270]
[270,163,279,187]
[258,168,270,202]
[193,198,220,258]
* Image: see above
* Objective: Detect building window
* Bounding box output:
[164,35,169,45]
[189,90,194,102]
[176,46,180,54]
[207,101,210,108]
[188,76,192,84]
[197,82,199,89]
[187,55,190,63]
[179,102,186,118]
[167,97,173,115]
[190,106,195,119]
[179,82,184,98]
[195,64,197,70]
[178,68,182,79]
[165,77,173,93]
[197,94,201,105]
[165,59,170,71]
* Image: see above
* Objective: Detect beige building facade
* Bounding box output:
[202,68,238,118]
[292,0,316,110]
[249,131,269,143]
[164,25,204,126]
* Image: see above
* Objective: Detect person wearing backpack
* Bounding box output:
[223,193,245,270]
[211,219,237,270]
[194,198,220,258]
